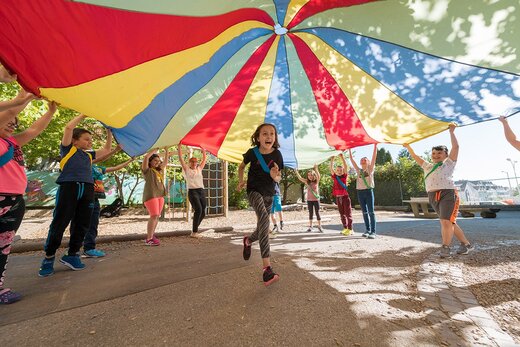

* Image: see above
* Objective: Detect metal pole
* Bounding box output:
[501,171,512,192]
[507,159,519,193]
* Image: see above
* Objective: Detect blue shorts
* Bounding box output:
[271,195,282,213]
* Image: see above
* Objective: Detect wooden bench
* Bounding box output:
[402,197,438,219]
[459,205,501,218]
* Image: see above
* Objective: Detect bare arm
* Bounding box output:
[92,143,121,164]
[369,144,377,173]
[199,148,207,170]
[14,101,56,146]
[105,157,135,173]
[448,124,459,161]
[177,144,187,170]
[403,143,424,166]
[294,169,307,184]
[237,161,246,191]
[62,115,86,146]
[142,148,157,172]
[339,153,348,171]
[161,147,169,174]
[329,156,335,175]
[0,64,16,83]
[314,164,321,182]
[499,116,520,151]
[348,149,360,172]
[94,128,113,159]
[0,89,35,119]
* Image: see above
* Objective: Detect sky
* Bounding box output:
[351,114,520,187]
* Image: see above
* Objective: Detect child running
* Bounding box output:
[178,144,207,239]
[142,148,168,246]
[1,99,56,303]
[348,144,378,238]
[330,153,353,235]
[295,164,322,232]
[270,181,284,236]
[39,114,112,277]
[238,123,283,286]
[404,124,473,258]
[83,138,134,257]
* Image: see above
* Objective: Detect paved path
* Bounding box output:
[1,211,519,346]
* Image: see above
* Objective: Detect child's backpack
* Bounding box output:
[100,198,124,218]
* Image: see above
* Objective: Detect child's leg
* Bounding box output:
[188,189,203,233]
[44,183,79,257]
[247,191,272,259]
[198,190,207,228]
[344,195,353,229]
[336,196,347,228]
[144,197,164,239]
[83,198,100,251]
[68,184,94,256]
[0,195,25,290]
[453,224,470,245]
[358,190,370,231]
[307,201,314,227]
[366,190,376,233]
[314,201,322,226]
[440,219,455,245]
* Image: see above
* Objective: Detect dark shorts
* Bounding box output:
[428,189,459,223]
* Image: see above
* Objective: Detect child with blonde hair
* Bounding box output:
[295,164,322,232]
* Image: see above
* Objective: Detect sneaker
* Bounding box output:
[0,288,21,304]
[145,238,160,246]
[362,231,370,238]
[82,249,106,258]
[60,254,86,271]
[263,266,280,287]
[38,257,55,277]
[272,225,279,233]
[306,227,313,232]
[242,236,251,261]
[280,221,284,230]
[341,228,352,236]
[190,232,202,239]
[439,245,451,258]
[456,243,474,255]
[316,226,323,233]
[367,233,376,239]
[270,231,278,239]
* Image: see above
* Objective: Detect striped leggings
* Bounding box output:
[247,191,273,259]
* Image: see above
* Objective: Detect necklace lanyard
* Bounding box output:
[360,170,372,189]
[424,162,443,187]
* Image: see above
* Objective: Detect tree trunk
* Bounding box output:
[125,175,141,206]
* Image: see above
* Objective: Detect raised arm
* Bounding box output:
[94,128,113,159]
[161,147,169,174]
[499,116,520,151]
[348,149,360,172]
[329,156,335,175]
[0,64,16,83]
[177,144,187,170]
[142,148,157,172]
[294,169,307,184]
[105,157,135,173]
[369,143,377,173]
[314,164,321,182]
[14,101,56,146]
[62,115,86,146]
[93,143,121,164]
[448,124,459,161]
[199,148,207,170]
[403,143,425,166]
[339,153,348,171]
[0,89,35,119]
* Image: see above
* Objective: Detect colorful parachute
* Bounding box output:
[1,0,519,168]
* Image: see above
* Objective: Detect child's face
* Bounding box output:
[150,157,162,169]
[73,133,92,150]
[0,117,17,139]
[431,149,448,163]
[335,166,344,176]
[257,125,276,150]
[360,157,369,168]
[307,171,316,181]
[189,158,198,169]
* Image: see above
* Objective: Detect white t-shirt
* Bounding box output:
[183,166,204,189]
[356,169,375,190]
[421,157,456,192]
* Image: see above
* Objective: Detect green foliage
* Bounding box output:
[375,147,393,165]
[227,162,249,209]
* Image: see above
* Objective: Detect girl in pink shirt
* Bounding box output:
[0,99,56,304]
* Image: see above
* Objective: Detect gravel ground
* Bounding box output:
[18,207,520,343]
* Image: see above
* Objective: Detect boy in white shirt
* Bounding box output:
[404,124,473,258]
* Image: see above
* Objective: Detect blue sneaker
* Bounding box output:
[38,257,55,277]
[59,254,86,271]
[82,249,106,258]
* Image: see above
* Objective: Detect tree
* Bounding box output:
[376,147,392,165]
